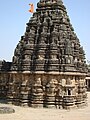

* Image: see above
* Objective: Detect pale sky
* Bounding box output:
[0,0,90,62]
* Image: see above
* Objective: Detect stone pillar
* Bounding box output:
[20,74,30,107]
[55,82,63,109]
[31,77,43,108]
[63,76,76,109]
[7,73,14,104]
[75,77,87,108]
[0,73,8,100]
[12,74,21,106]
[45,79,58,108]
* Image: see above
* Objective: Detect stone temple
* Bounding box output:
[0,0,88,109]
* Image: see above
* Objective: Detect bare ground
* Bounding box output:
[0,92,90,120]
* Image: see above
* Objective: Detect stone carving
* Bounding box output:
[0,0,88,109]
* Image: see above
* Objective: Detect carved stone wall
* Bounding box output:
[0,72,87,109]
[0,0,88,109]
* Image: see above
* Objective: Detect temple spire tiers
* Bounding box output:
[0,0,87,109]
[37,0,65,11]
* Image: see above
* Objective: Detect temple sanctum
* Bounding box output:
[0,0,88,109]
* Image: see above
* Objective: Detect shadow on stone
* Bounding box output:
[0,99,8,104]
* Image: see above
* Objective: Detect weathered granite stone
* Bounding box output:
[0,107,15,114]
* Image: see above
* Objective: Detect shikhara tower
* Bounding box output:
[0,0,87,109]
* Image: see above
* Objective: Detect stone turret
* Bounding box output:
[0,0,87,109]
